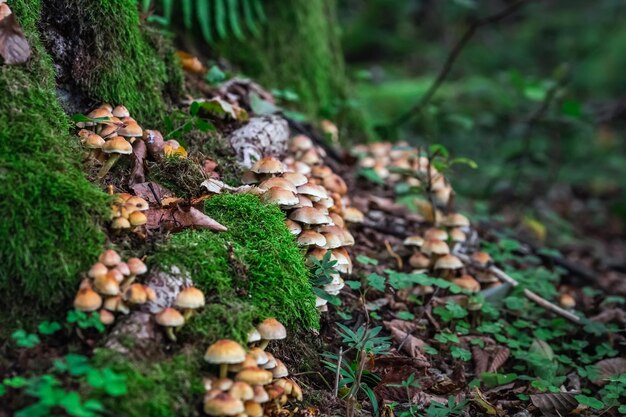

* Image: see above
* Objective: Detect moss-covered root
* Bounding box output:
[0,0,108,330]
[154,194,318,343]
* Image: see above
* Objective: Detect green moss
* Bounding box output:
[154,194,318,343]
[147,156,207,199]
[92,349,204,417]
[0,0,108,327]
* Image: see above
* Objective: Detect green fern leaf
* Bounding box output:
[182,0,193,29]
[227,0,245,41]
[251,0,266,23]
[196,0,214,43]
[241,0,260,36]
[141,0,152,13]
[215,0,228,39]
[162,0,173,24]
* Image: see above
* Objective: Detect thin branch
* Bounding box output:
[389,0,530,129]
[333,346,343,398]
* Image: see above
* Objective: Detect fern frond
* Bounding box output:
[162,0,173,24]
[214,0,228,39]
[242,0,260,36]
[196,0,214,43]
[182,0,193,29]
[142,0,152,13]
[227,0,245,41]
[252,0,266,23]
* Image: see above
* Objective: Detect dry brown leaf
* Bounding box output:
[131,182,174,205]
[129,138,147,185]
[145,206,227,232]
[0,10,30,65]
[472,346,490,376]
[389,327,427,360]
[143,130,165,161]
[592,357,626,386]
[383,319,418,334]
[488,346,510,373]
[530,392,577,417]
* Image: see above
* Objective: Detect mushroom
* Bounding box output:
[203,392,244,416]
[258,177,297,193]
[74,287,102,312]
[123,257,147,287]
[409,252,431,269]
[244,400,263,417]
[262,352,277,370]
[271,359,289,379]
[98,136,133,178]
[250,157,285,178]
[88,262,108,279]
[453,275,481,293]
[99,309,115,325]
[205,339,247,379]
[247,328,261,345]
[229,354,258,373]
[112,105,130,118]
[256,318,286,350]
[297,230,326,247]
[282,172,308,187]
[434,254,464,279]
[289,207,331,228]
[424,228,448,241]
[248,348,269,367]
[175,287,205,320]
[342,207,364,223]
[82,133,105,160]
[229,382,254,401]
[559,293,576,309]
[284,219,302,236]
[94,272,120,296]
[99,249,121,267]
[235,367,273,386]
[262,187,299,208]
[155,308,185,342]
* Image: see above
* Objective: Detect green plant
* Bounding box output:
[67,310,106,333]
[310,250,341,305]
[142,0,267,43]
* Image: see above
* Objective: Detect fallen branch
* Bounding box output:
[454,252,583,324]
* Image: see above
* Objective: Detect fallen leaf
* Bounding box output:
[471,387,498,415]
[0,10,31,65]
[592,357,626,386]
[200,178,225,194]
[472,346,490,376]
[383,319,418,334]
[389,327,427,360]
[530,392,577,417]
[145,206,226,232]
[143,130,164,161]
[131,182,175,205]
[488,346,510,372]
[129,138,147,185]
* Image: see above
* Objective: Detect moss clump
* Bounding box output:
[154,194,318,343]
[40,0,183,127]
[147,156,207,199]
[91,349,204,417]
[0,0,108,328]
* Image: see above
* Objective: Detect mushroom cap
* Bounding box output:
[297,230,326,247]
[99,117,122,138]
[450,228,467,242]
[271,359,289,378]
[111,216,131,230]
[88,262,108,279]
[424,228,448,241]
[203,393,244,416]
[284,219,302,236]
[472,251,492,267]
[292,194,313,209]
[124,283,149,304]
[316,296,328,307]
[112,105,130,118]
[118,121,143,137]
[126,196,149,211]
[247,328,261,343]
[99,309,115,325]
[251,157,285,174]
[235,367,273,385]
[329,212,345,228]
[291,380,303,401]
[84,133,105,149]
[175,287,205,309]
[87,107,112,120]
[262,187,299,207]
[125,257,146,276]
[300,148,321,165]
[282,172,308,187]
[289,207,331,226]
[102,136,132,155]
[559,293,576,309]
[129,211,147,226]
[214,378,234,391]
[248,347,269,366]
[257,318,287,340]
[99,249,121,267]
[103,295,130,314]
[74,288,102,312]
[289,135,313,152]
[444,213,470,228]
[290,161,311,175]
[296,182,328,200]
[244,400,264,417]
[229,355,258,373]
[422,239,450,256]
[403,235,424,247]
[155,307,185,327]
[258,177,297,193]
[205,339,247,364]
[409,252,431,269]
[252,385,269,403]
[342,207,364,223]
[323,174,348,195]
[453,275,481,292]
[434,254,464,270]
[262,352,277,370]
[311,165,333,179]
[229,382,254,401]
[94,274,120,296]
[114,262,130,276]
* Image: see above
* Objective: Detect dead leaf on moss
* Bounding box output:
[145,206,226,232]
[0,7,31,65]
[530,392,577,416]
[592,357,626,386]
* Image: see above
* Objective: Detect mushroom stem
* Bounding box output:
[98,154,121,179]
[165,327,177,342]
[258,339,270,351]
[121,274,136,290]
[183,309,194,321]
[219,363,228,379]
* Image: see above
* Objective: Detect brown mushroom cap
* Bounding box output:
[329,212,345,228]
[472,251,492,267]
[235,367,273,385]
[297,230,326,247]
[102,136,132,155]
[247,328,261,343]
[282,172,308,187]
[296,182,328,200]
[74,288,103,312]
[128,211,147,226]
[244,401,263,417]
[127,257,147,275]
[424,228,448,241]
[559,293,576,309]
[271,359,289,378]
[203,393,244,416]
[300,148,321,165]
[434,254,464,270]
[111,217,131,230]
[84,133,105,149]
[248,347,269,366]
[290,161,311,175]
[310,165,333,179]
[251,157,285,174]
[409,252,431,269]
[403,235,424,247]
[114,262,130,276]
[292,194,313,209]
[453,275,481,292]
[175,287,205,309]
[450,228,467,243]
[257,318,287,341]
[124,283,149,304]
[205,340,247,365]
[229,355,258,373]
[289,207,331,226]
[112,105,130,118]
[289,135,313,152]
[94,274,120,296]
[214,378,234,391]
[252,385,269,403]
[87,107,112,120]
[155,307,185,327]
[118,121,143,138]
[422,239,450,256]
[229,382,254,401]
[258,177,297,193]
[443,213,470,228]
[103,295,130,314]
[126,196,149,211]
[262,352,277,370]
[262,187,299,207]
[284,219,302,236]
[323,174,348,195]
[342,207,364,223]
[99,309,115,325]
[88,262,108,279]
[99,249,121,267]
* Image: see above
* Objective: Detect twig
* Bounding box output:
[455,252,583,324]
[389,0,530,129]
[333,346,343,398]
[385,239,404,269]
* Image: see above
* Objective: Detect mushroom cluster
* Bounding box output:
[242,136,364,311]
[202,318,302,416]
[73,249,206,341]
[76,104,143,178]
[109,192,149,232]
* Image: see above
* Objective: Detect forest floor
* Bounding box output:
[1,45,626,417]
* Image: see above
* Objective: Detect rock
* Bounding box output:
[228,116,289,168]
